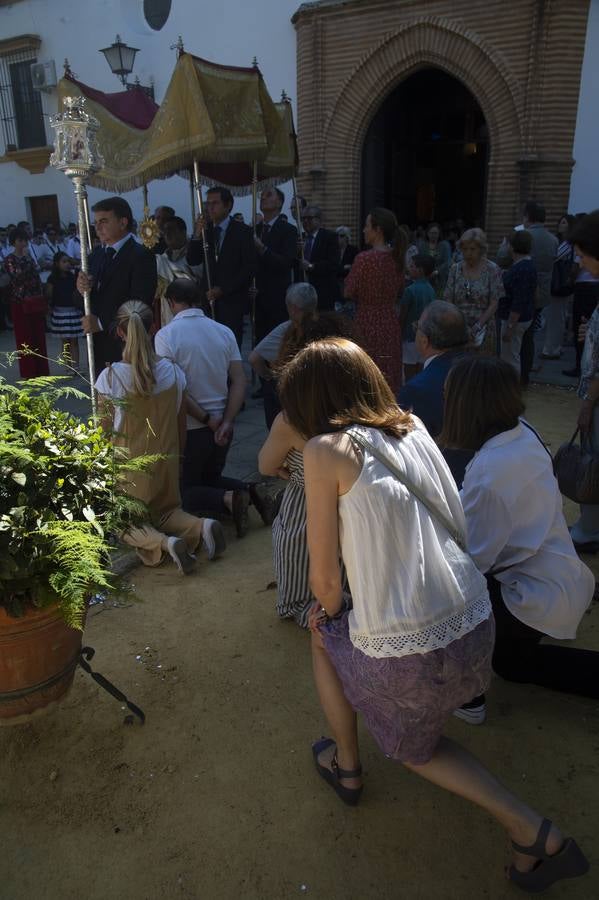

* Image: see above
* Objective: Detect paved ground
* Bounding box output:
[1,384,597,900]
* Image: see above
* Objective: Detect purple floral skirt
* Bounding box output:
[321,612,495,764]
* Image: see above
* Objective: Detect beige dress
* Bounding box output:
[108,365,205,566]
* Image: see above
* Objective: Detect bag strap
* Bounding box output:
[347,427,467,551]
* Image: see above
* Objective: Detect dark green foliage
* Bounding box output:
[0,371,151,626]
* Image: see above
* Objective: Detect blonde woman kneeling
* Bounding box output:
[96,300,225,573]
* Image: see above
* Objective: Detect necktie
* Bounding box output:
[304,234,314,261]
[98,246,116,286]
[213,225,222,256]
[262,223,270,242]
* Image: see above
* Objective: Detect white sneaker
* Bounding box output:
[452,702,487,725]
[166,536,195,575]
[202,518,226,561]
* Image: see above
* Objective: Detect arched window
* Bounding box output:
[144,0,172,31]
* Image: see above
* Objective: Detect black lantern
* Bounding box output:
[99,35,139,87]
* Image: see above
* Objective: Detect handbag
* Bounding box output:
[553,427,599,503]
[347,427,467,551]
[22,294,48,316]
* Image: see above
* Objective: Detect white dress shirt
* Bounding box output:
[154,307,241,429]
[461,421,593,639]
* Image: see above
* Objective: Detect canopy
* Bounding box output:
[57,53,297,193]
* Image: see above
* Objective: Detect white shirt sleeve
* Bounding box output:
[94,367,113,397]
[460,480,513,575]
[154,327,171,361]
[254,321,290,363]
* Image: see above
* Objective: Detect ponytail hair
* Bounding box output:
[115,300,156,396]
[368,207,406,274]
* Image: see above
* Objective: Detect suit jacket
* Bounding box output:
[304,228,341,310]
[255,217,298,339]
[188,218,255,301]
[87,235,157,370]
[398,351,464,438]
[338,243,359,278]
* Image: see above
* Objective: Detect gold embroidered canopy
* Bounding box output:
[57,52,297,193]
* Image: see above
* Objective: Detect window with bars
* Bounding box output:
[0,47,46,152]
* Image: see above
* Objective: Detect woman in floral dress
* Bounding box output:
[344,208,405,393]
[444,227,504,355]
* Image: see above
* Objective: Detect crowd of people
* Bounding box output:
[1,188,599,892]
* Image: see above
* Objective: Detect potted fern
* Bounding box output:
[0,367,146,723]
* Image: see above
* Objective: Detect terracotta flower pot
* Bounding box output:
[0,603,83,725]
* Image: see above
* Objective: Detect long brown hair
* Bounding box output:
[278,338,413,440]
[369,207,406,273]
[274,310,354,372]
[438,356,525,451]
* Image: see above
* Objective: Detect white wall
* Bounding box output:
[0,0,299,228]
[569,0,599,214]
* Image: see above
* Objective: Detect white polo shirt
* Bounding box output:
[154,307,241,429]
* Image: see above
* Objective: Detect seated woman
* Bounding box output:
[278,338,588,893]
[96,300,225,573]
[258,313,353,628]
[440,356,595,718]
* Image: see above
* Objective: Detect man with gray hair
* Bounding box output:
[398,300,469,438]
[249,282,318,427]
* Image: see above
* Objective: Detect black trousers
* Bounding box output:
[519,316,537,386]
[487,575,599,699]
[214,298,245,348]
[572,282,599,370]
[181,427,247,516]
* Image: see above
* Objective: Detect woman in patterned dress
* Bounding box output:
[444,227,504,355]
[344,208,405,393]
[258,308,354,627]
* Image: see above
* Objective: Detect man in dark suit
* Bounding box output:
[187,187,256,346]
[299,205,340,310]
[253,187,298,342]
[398,300,469,436]
[77,196,157,373]
[336,226,359,277]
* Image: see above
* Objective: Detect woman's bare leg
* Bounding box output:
[404,737,564,872]
[311,630,361,787]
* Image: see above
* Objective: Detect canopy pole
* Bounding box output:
[292,175,306,282]
[250,160,258,351]
[142,183,148,209]
[192,159,214,318]
[188,167,196,223]
[73,175,97,420]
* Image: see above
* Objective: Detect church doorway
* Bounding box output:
[361,68,489,231]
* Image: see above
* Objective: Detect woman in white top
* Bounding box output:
[95,300,225,573]
[278,338,588,893]
[441,356,595,707]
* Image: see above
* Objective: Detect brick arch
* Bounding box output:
[317,17,525,244]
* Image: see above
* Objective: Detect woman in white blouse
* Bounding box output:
[441,356,595,715]
[278,338,588,893]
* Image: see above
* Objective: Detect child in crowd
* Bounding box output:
[46,251,83,372]
[399,253,436,381]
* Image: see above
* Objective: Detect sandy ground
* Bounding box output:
[1,384,598,900]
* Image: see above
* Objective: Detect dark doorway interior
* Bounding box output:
[361,68,488,229]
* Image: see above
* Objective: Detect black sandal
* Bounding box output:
[312,737,363,807]
[509,817,589,893]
